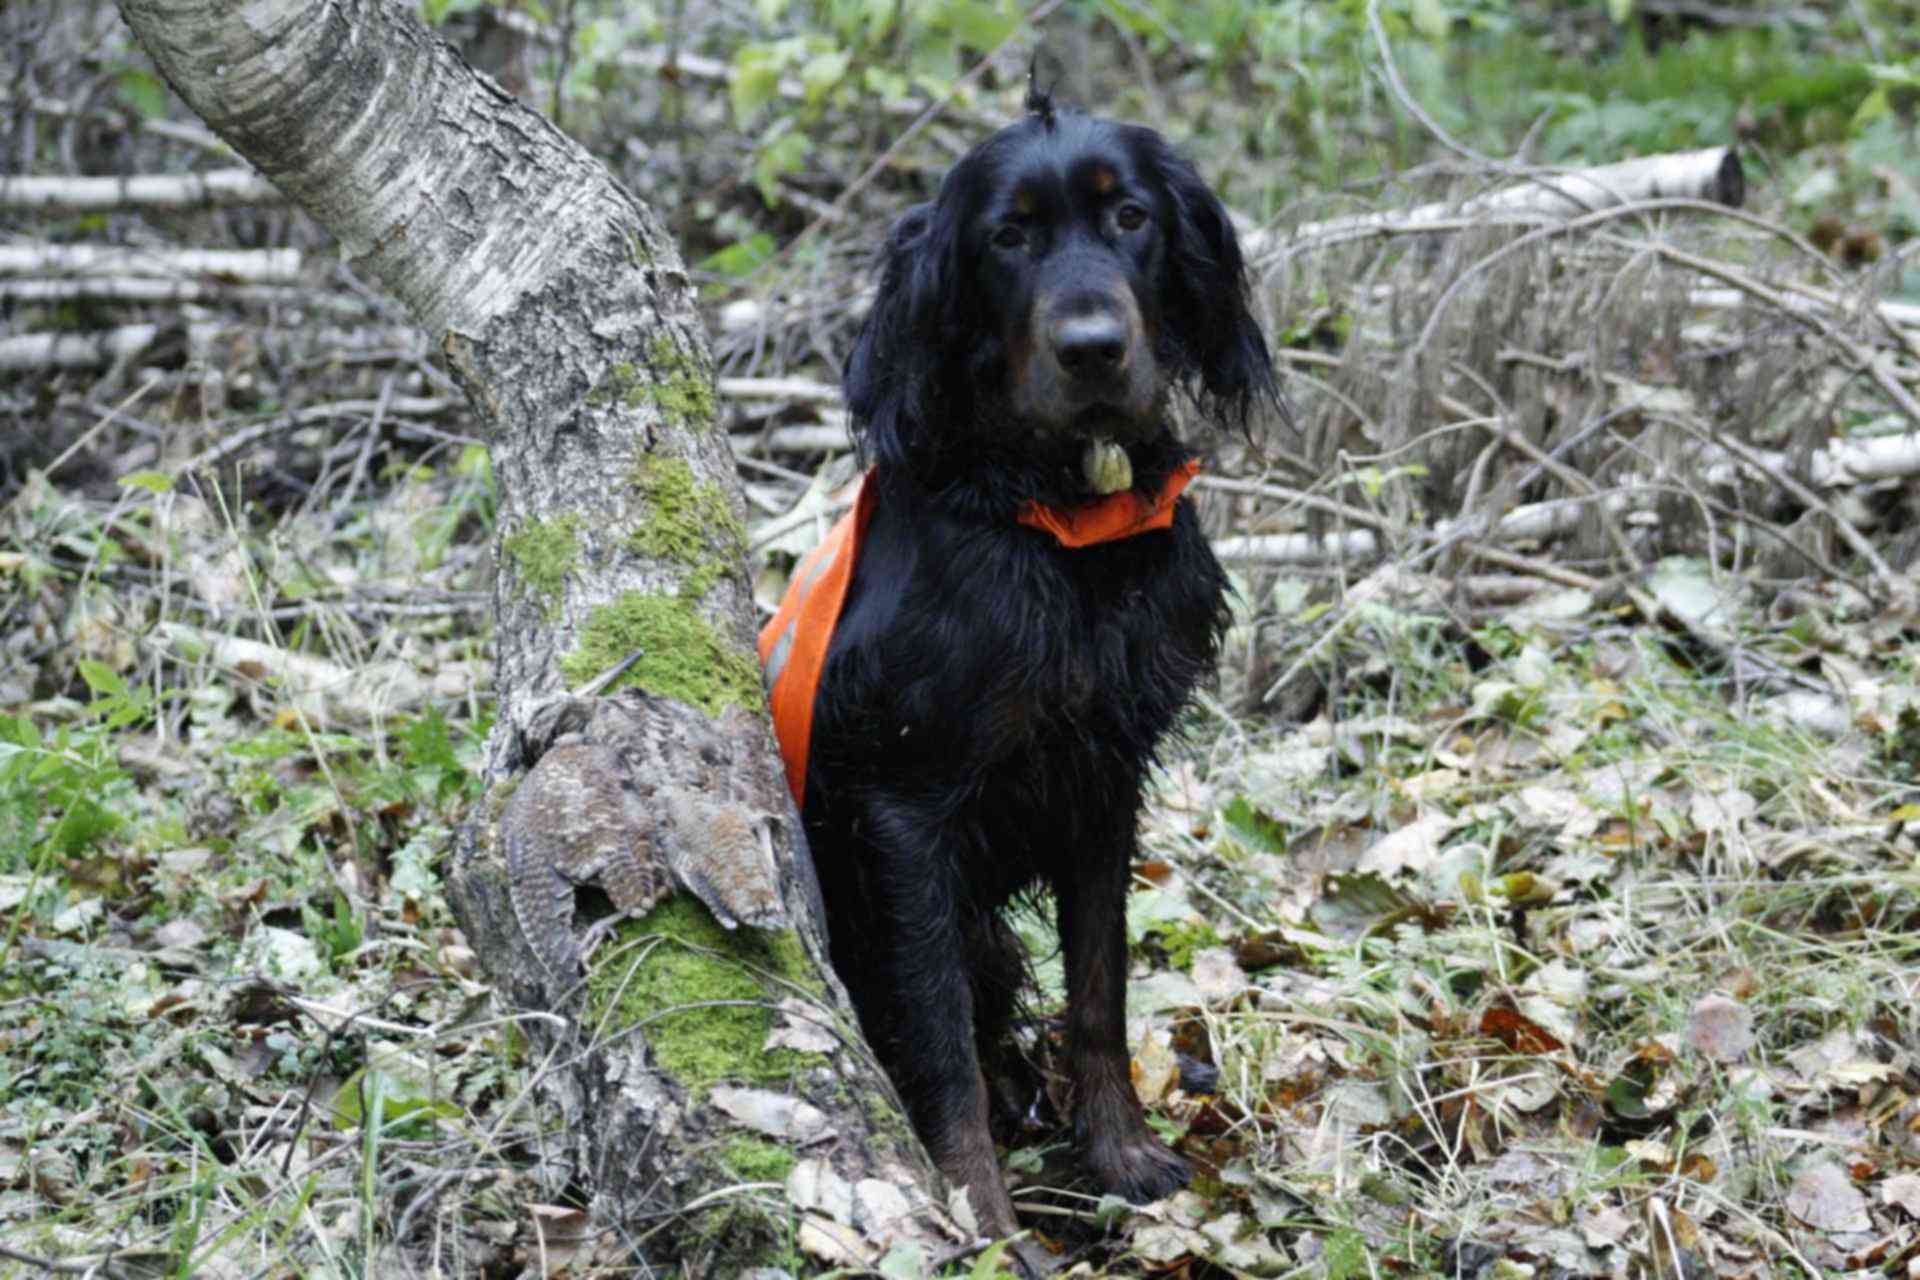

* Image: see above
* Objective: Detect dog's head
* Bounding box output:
[846,94,1278,491]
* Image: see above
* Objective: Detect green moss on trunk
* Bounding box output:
[645,333,717,428]
[628,456,745,600]
[584,897,825,1091]
[588,339,717,427]
[721,1136,798,1184]
[587,361,644,410]
[502,514,581,618]
[561,591,762,714]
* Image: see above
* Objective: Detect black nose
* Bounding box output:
[1051,311,1128,377]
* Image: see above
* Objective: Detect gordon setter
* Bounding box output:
[760,91,1277,1244]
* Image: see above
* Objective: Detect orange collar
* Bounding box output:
[759,460,1200,806]
[1015,458,1201,547]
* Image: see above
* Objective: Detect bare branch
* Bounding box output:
[0,167,282,211]
[0,244,304,279]
[1255,147,1744,258]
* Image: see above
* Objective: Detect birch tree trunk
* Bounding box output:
[112,0,961,1272]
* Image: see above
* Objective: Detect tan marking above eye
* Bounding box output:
[1014,189,1034,216]
[1089,166,1117,194]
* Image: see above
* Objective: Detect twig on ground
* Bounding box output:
[0,167,282,211]
[0,244,303,279]
[170,397,460,475]
[0,277,371,316]
[1257,147,1744,260]
[1631,237,1920,427]
[1660,412,1907,600]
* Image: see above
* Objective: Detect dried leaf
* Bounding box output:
[1190,946,1249,1003]
[1133,1032,1179,1106]
[1517,960,1587,1048]
[1131,1221,1207,1263]
[1311,872,1449,940]
[783,1159,852,1228]
[1881,1171,1920,1217]
[1688,787,1757,834]
[1684,993,1755,1063]
[527,1205,592,1268]
[710,1085,830,1142]
[1824,1060,1898,1086]
[1785,1159,1872,1233]
[852,1178,913,1234]
[1198,1211,1290,1274]
[797,1214,875,1266]
[1647,556,1743,641]
[1358,811,1458,877]
[1481,1004,1565,1055]
[1579,1204,1634,1248]
[764,997,838,1054]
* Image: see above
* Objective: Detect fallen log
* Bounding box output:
[1253,146,1744,257]
[0,244,304,280]
[0,167,283,212]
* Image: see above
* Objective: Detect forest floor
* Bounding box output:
[5,2,1920,1277]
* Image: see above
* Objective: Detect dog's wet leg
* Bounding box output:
[862,810,1024,1241]
[1056,840,1190,1202]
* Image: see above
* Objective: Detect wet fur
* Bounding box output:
[801,98,1277,1237]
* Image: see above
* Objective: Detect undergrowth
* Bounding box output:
[3,0,1918,1276]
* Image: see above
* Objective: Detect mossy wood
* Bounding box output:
[113,0,960,1270]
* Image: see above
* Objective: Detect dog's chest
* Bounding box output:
[908,528,1214,753]
[975,582,1164,742]
[818,498,1223,778]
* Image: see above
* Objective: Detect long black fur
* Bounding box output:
[804,100,1276,1235]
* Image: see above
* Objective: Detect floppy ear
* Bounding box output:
[1148,139,1282,432]
[843,200,965,474]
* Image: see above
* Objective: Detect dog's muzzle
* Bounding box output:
[1051,311,1130,379]
[1017,277,1162,459]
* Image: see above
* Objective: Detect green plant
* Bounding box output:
[728,0,1021,206]
[0,662,148,869]
[301,891,367,968]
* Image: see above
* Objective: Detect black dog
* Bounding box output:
[760,91,1276,1240]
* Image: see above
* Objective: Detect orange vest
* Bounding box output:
[758,460,1200,806]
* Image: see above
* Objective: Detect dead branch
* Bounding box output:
[0,324,421,371]
[0,278,372,315]
[3,93,230,153]
[1637,237,1920,426]
[167,397,462,473]
[719,376,843,404]
[1256,147,1744,259]
[0,167,283,211]
[0,244,304,280]
[730,423,853,456]
[721,148,1747,333]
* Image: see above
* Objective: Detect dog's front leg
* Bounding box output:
[1057,845,1190,1202]
[864,817,1022,1241]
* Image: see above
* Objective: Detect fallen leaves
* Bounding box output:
[1786,1159,1874,1234]
[1685,993,1756,1063]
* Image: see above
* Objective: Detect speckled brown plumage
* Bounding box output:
[503,693,790,981]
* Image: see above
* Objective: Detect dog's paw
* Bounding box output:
[1086,1128,1191,1204]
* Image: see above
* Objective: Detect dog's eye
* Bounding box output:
[991,224,1026,250]
[1115,203,1149,232]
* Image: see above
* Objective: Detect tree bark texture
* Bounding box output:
[113,0,961,1271]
